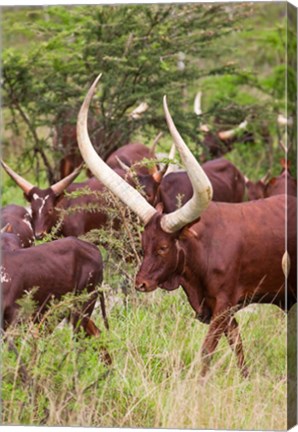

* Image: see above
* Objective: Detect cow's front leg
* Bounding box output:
[200,308,230,377]
[224,316,249,378]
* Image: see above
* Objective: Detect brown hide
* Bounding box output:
[202,130,254,159]
[0,232,23,251]
[107,143,161,205]
[23,178,111,239]
[55,178,110,237]
[265,170,297,197]
[1,237,109,337]
[106,143,156,175]
[157,158,246,212]
[245,179,266,200]
[136,195,297,375]
[1,205,34,248]
[246,161,297,200]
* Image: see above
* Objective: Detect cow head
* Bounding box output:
[244,173,270,201]
[135,210,183,292]
[194,91,248,158]
[115,157,168,205]
[1,160,81,239]
[77,74,213,293]
[0,224,23,251]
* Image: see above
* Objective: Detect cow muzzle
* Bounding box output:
[135,279,157,293]
[35,231,47,240]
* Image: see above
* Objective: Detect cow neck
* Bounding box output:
[180,273,207,319]
[174,238,187,276]
[175,235,207,317]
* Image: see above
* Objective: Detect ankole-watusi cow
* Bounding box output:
[1,225,23,252]
[245,159,297,201]
[194,91,253,159]
[77,75,297,377]
[1,237,110,342]
[1,162,119,239]
[1,162,82,239]
[1,138,163,238]
[1,204,34,247]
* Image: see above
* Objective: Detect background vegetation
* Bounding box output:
[1,2,296,429]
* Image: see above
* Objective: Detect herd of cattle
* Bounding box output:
[1,74,297,377]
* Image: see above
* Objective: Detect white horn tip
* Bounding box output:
[88,73,102,97]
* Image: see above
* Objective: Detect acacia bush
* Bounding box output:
[2,2,285,183]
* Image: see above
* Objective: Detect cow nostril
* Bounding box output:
[136,283,146,292]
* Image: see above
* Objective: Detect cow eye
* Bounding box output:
[157,245,169,255]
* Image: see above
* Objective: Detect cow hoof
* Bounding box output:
[100,348,112,366]
[241,366,249,378]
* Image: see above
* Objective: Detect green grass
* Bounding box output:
[2,288,287,429]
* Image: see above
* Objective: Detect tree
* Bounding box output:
[2,3,251,182]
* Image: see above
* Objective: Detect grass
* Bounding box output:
[2,287,287,429]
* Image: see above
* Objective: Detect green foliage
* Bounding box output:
[2,3,256,182]
[2,3,295,183]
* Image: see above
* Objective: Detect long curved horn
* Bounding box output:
[150,131,163,156]
[161,96,213,233]
[194,91,202,116]
[218,120,248,141]
[1,160,35,194]
[260,172,271,184]
[129,101,149,120]
[115,156,130,172]
[77,74,156,225]
[51,164,83,196]
[163,143,177,176]
[194,92,211,132]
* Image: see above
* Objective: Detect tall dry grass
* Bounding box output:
[2,288,287,429]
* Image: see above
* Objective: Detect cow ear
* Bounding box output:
[268,177,277,186]
[23,192,31,202]
[55,194,64,204]
[1,223,13,233]
[155,202,164,214]
[180,226,198,239]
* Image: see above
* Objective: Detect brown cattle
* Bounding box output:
[1,204,34,247]
[77,75,296,377]
[1,162,112,239]
[265,159,297,197]
[1,139,163,238]
[194,91,253,159]
[106,142,156,175]
[245,175,269,201]
[246,159,297,200]
[54,101,149,179]
[156,158,246,213]
[0,227,23,252]
[1,237,109,340]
